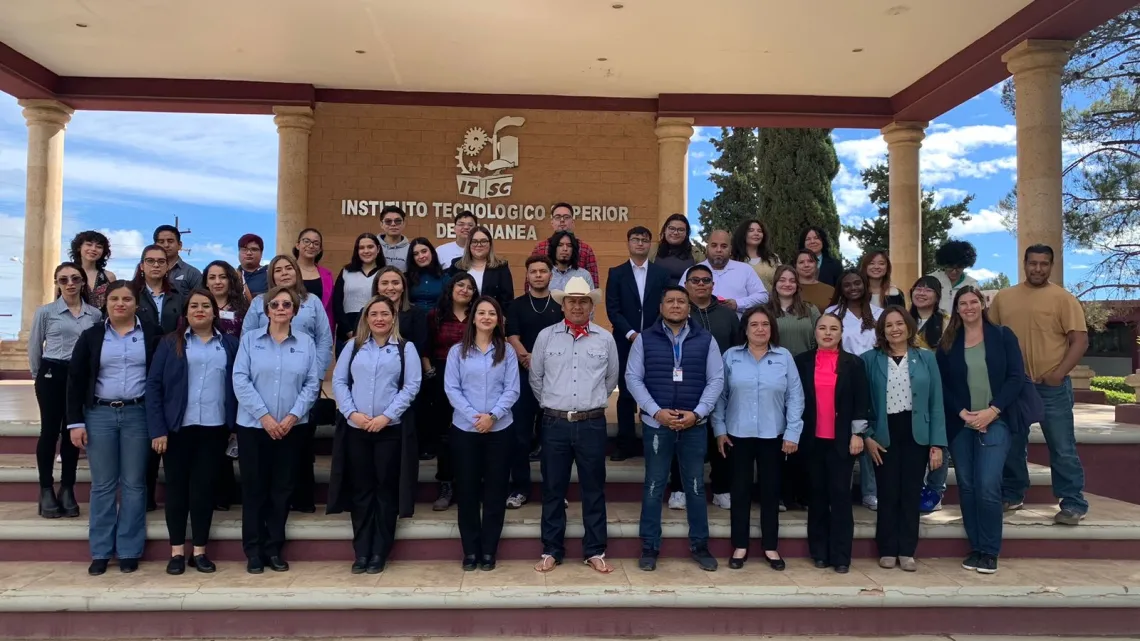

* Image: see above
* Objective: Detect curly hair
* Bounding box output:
[68,231,111,271]
[935,240,977,269]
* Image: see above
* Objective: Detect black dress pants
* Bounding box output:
[807,441,856,566]
[164,425,229,547]
[289,422,317,510]
[729,436,783,551]
[237,426,299,560]
[346,424,403,560]
[874,411,928,558]
[451,426,512,557]
[426,361,454,483]
[214,439,238,509]
[508,370,540,497]
[782,450,811,507]
[34,360,78,488]
[146,450,162,507]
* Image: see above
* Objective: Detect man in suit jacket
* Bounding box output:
[606,226,670,461]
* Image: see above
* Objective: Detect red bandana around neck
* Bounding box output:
[564,319,590,340]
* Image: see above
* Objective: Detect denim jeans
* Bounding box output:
[924,447,949,497]
[84,404,150,560]
[950,419,1010,556]
[639,424,709,553]
[540,415,608,560]
[860,450,877,500]
[1002,378,1087,513]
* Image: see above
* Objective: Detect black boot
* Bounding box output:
[38,487,62,519]
[58,486,80,518]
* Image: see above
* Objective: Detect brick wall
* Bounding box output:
[306,103,660,328]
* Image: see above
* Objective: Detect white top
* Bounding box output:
[341,269,377,314]
[681,259,768,318]
[825,304,883,356]
[436,241,465,269]
[468,267,485,293]
[886,354,913,414]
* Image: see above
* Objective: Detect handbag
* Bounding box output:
[312,389,338,426]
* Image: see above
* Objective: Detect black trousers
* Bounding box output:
[782,450,811,507]
[875,411,928,558]
[540,415,608,561]
[615,348,639,452]
[451,426,512,557]
[237,426,299,559]
[164,425,229,547]
[290,422,317,510]
[147,451,163,507]
[508,369,540,496]
[426,361,454,482]
[729,436,783,551]
[668,428,731,495]
[346,424,403,560]
[34,360,78,488]
[806,441,856,566]
[214,438,238,509]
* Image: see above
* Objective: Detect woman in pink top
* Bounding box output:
[793,313,870,574]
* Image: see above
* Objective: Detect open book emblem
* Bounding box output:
[455,116,526,200]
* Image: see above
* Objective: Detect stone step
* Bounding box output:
[0,559,1136,638]
[3,494,1138,562]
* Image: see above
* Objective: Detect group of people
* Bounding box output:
[27,205,1089,580]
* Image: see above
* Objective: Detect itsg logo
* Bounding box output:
[456,116,525,200]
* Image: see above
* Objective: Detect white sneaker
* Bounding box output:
[668,491,686,510]
[863,495,879,511]
[712,493,731,510]
[778,501,787,512]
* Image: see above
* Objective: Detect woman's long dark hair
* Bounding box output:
[459,296,507,366]
[798,225,834,257]
[828,269,876,332]
[909,275,945,349]
[53,262,91,303]
[731,219,775,264]
[858,250,895,303]
[656,213,694,260]
[69,231,111,271]
[767,265,812,319]
[547,231,580,270]
[204,260,248,316]
[168,289,221,358]
[371,265,412,312]
[132,244,172,294]
[435,271,477,321]
[345,233,384,273]
[101,280,139,318]
[874,305,919,351]
[291,227,325,264]
[406,237,443,286]
[938,286,991,353]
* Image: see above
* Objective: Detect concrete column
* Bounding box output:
[1003,40,1073,284]
[881,121,927,293]
[655,117,694,231]
[18,99,73,341]
[273,106,315,256]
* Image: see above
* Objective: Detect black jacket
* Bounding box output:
[67,320,161,426]
[605,259,670,354]
[136,285,185,335]
[818,254,844,289]
[446,263,514,309]
[794,348,870,457]
[144,331,240,438]
[935,322,1026,442]
[689,299,741,354]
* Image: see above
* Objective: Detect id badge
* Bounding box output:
[673,368,683,382]
[220,310,236,321]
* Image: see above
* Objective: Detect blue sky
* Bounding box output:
[0,85,1100,339]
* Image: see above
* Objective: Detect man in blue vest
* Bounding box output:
[625,286,725,572]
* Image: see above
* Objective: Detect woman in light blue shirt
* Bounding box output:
[444,295,520,571]
[242,254,333,514]
[232,285,323,574]
[329,295,421,575]
[712,306,804,572]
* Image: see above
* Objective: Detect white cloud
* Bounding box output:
[838,229,862,262]
[100,228,148,278]
[1073,247,1097,255]
[690,127,718,144]
[992,253,1000,258]
[834,124,1018,187]
[187,242,231,260]
[689,150,709,160]
[950,208,1006,236]
[966,268,998,281]
[1071,264,1091,270]
[933,187,969,205]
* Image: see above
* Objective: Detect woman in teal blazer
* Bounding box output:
[860,305,946,572]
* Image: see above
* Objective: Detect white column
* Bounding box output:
[882,121,927,292]
[273,106,315,256]
[655,117,694,231]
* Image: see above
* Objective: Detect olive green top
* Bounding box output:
[775,304,821,357]
[964,342,993,412]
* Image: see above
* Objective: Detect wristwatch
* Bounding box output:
[489,412,499,421]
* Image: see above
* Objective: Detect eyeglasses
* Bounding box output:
[552,214,573,222]
[470,239,490,247]
[382,218,403,226]
[143,258,167,266]
[57,275,84,285]
[629,237,651,244]
[299,238,321,247]
[240,247,261,254]
[666,226,687,234]
[268,300,294,310]
[687,277,713,285]
[913,286,935,294]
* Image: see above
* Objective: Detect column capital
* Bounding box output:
[655,117,694,144]
[881,121,928,146]
[1002,40,1074,77]
[18,99,73,130]
[273,106,315,134]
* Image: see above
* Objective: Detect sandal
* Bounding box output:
[534,554,560,573]
[584,554,614,574]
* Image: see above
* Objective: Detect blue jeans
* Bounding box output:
[860,450,877,500]
[950,419,1010,556]
[1002,378,1087,513]
[639,424,709,553]
[540,415,608,560]
[925,447,949,497]
[85,404,150,560]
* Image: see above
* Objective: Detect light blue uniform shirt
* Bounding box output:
[624,321,725,429]
[332,337,422,428]
[233,327,322,427]
[182,329,228,427]
[711,345,805,442]
[95,320,148,401]
[444,343,520,433]
[27,297,102,374]
[242,293,334,372]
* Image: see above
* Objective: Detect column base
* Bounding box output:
[0,340,32,380]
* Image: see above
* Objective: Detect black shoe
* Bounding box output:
[366,554,385,574]
[58,486,80,518]
[419,451,436,461]
[291,504,317,514]
[190,554,216,573]
[528,446,542,462]
[119,558,139,573]
[638,553,658,571]
[146,499,158,512]
[728,550,749,570]
[976,554,998,574]
[351,557,368,574]
[764,553,786,571]
[479,554,496,571]
[462,555,478,571]
[961,551,981,571]
[265,556,289,572]
[692,547,718,572]
[610,447,639,462]
[38,487,62,519]
[834,565,850,574]
[813,558,829,569]
[246,557,265,574]
[214,504,231,512]
[88,559,108,576]
[166,555,186,575]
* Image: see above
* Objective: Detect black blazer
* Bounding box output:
[446,263,514,310]
[818,254,844,288]
[935,322,1025,442]
[136,286,185,335]
[794,348,870,456]
[145,331,240,438]
[67,320,161,426]
[605,260,670,353]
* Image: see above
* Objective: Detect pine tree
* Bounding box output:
[696,127,761,242]
[756,128,841,263]
[978,272,1012,290]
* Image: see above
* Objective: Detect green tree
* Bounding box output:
[757,128,841,262]
[695,127,761,242]
[842,163,974,272]
[978,272,1011,290]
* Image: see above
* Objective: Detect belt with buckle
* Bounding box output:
[95,396,145,408]
[544,408,606,422]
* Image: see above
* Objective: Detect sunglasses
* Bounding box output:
[57,275,85,285]
[687,277,713,285]
[269,300,294,310]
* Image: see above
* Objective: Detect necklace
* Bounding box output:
[530,294,552,314]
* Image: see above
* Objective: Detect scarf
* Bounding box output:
[564,319,590,340]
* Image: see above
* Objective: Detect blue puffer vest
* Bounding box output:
[641,321,713,412]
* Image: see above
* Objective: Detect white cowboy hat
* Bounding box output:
[551,276,602,305]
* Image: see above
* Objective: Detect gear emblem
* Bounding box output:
[462,128,489,156]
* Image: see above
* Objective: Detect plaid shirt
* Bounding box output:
[530,239,600,290]
[428,309,467,362]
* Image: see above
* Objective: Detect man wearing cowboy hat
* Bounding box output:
[529,276,619,575]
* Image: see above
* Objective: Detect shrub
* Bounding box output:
[1091,376,1134,394]
[1099,389,1136,406]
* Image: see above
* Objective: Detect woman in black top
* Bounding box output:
[69,231,117,309]
[446,226,514,309]
[654,213,699,286]
[332,232,384,354]
[910,276,947,350]
[133,245,185,335]
[799,226,843,288]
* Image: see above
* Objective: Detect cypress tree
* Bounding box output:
[696,127,761,241]
[756,128,841,263]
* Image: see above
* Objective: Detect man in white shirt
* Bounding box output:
[928,240,979,314]
[683,230,768,317]
[436,210,476,269]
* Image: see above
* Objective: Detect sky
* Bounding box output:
[0,84,1101,339]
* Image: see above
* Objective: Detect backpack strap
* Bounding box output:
[346,339,407,390]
